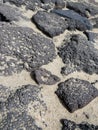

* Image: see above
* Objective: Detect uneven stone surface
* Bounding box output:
[91,17,98,28]
[0,24,56,76]
[32,11,68,37]
[3,0,42,10]
[61,119,98,130]
[56,78,98,112]
[0,84,46,130]
[84,31,98,42]
[32,68,60,85]
[0,85,11,102]
[0,3,27,22]
[58,34,98,75]
[51,9,93,31]
[66,2,98,17]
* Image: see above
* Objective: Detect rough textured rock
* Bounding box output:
[61,119,98,130]
[0,85,11,102]
[41,0,65,9]
[0,84,46,130]
[66,2,98,17]
[58,34,98,75]
[84,31,98,42]
[3,0,42,10]
[0,24,56,76]
[0,3,27,22]
[32,68,60,85]
[56,78,98,112]
[51,9,93,31]
[32,11,68,37]
[91,17,98,28]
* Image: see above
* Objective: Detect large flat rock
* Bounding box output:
[0,24,56,76]
[66,2,98,17]
[51,9,93,31]
[56,78,98,112]
[32,11,68,37]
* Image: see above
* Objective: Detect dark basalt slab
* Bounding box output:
[56,78,98,112]
[32,11,68,37]
[61,119,98,130]
[0,24,56,76]
[51,9,93,31]
[0,84,45,130]
[0,3,27,22]
[58,34,98,75]
[66,2,98,18]
[3,0,42,10]
[32,68,60,85]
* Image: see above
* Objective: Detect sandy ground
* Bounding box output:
[0,2,98,130]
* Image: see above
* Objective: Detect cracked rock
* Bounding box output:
[56,78,98,112]
[32,68,60,85]
[58,34,98,75]
[84,31,98,42]
[0,24,56,76]
[32,11,68,37]
[61,119,98,130]
[66,2,98,17]
[51,9,93,31]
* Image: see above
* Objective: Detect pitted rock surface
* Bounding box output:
[56,78,98,112]
[0,24,56,76]
[0,84,46,130]
[61,119,98,130]
[58,34,98,75]
[32,11,68,37]
[66,2,98,17]
[51,9,93,31]
[0,85,11,102]
[32,68,60,85]
[0,3,27,22]
[3,0,42,10]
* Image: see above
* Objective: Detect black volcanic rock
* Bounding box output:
[3,0,42,10]
[51,9,93,31]
[0,3,27,22]
[32,68,60,85]
[56,78,98,112]
[61,119,98,130]
[0,24,56,76]
[32,11,68,37]
[66,2,98,17]
[0,84,44,130]
[58,34,98,75]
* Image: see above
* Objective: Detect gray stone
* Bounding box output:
[0,3,27,22]
[84,31,98,42]
[58,34,98,75]
[0,24,56,76]
[32,11,68,37]
[0,85,11,102]
[61,119,98,130]
[66,2,98,17]
[3,0,42,10]
[51,9,93,31]
[56,78,98,112]
[32,68,60,85]
[0,84,46,130]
